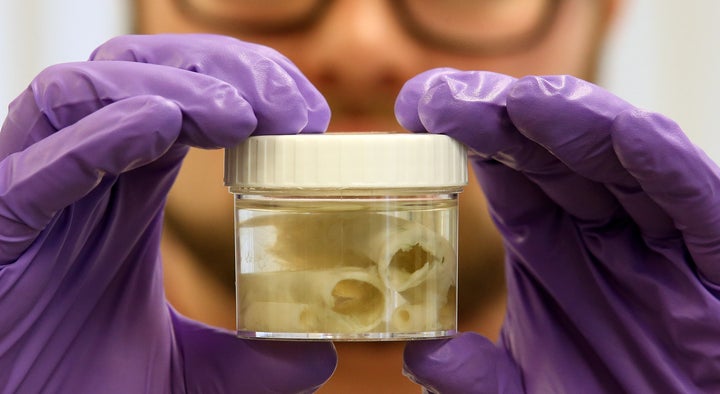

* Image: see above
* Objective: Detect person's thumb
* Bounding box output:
[170,309,337,393]
[404,332,524,394]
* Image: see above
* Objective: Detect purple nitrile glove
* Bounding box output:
[395,69,720,393]
[0,34,336,393]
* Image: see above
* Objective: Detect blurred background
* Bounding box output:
[1,0,719,159]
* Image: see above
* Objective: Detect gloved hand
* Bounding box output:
[395,69,720,393]
[0,34,336,393]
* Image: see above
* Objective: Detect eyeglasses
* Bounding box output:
[173,0,562,55]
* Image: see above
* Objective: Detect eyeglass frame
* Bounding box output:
[171,0,563,55]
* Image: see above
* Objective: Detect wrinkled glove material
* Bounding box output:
[397,69,720,394]
[0,34,336,393]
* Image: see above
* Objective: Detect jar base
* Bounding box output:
[236,329,457,341]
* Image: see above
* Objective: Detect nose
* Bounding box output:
[299,0,422,124]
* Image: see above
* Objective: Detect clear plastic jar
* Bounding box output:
[224,133,467,340]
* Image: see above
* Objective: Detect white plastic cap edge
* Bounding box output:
[224,133,468,190]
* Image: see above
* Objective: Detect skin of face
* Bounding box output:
[134,0,622,392]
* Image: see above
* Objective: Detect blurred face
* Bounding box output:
[136,0,618,319]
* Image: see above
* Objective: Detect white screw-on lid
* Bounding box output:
[224,133,467,192]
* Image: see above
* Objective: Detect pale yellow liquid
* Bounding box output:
[234,194,459,340]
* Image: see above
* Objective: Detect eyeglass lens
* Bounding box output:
[175,0,559,54]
